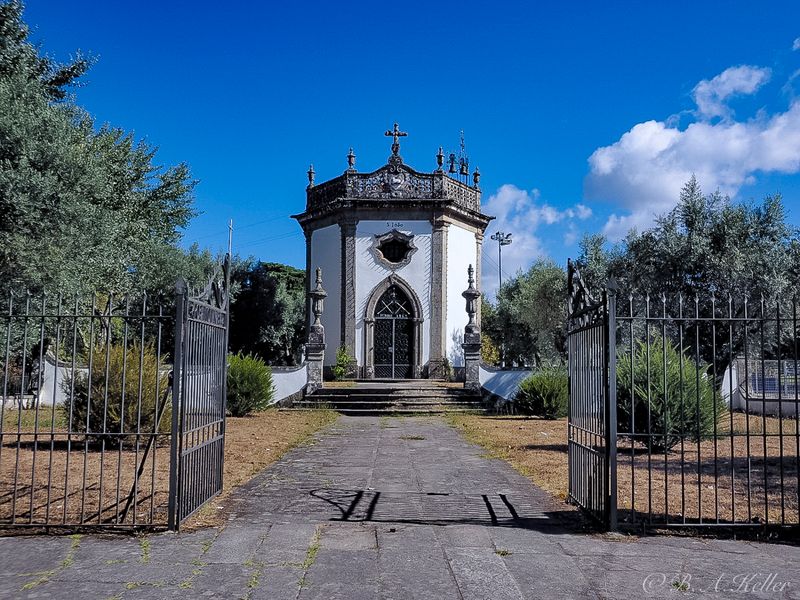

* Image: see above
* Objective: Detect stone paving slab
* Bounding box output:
[1,415,799,599]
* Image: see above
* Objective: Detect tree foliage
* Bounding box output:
[578,176,798,300]
[482,176,799,371]
[229,262,306,365]
[0,1,200,296]
[483,260,566,366]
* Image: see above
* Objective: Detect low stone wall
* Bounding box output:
[478,365,532,405]
[271,363,308,405]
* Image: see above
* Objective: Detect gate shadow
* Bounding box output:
[308,487,585,533]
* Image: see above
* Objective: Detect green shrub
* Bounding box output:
[226,352,274,417]
[617,336,723,452]
[331,346,355,381]
[63,343,170,446]
[514,365,568,419]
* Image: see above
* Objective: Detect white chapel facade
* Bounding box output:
[292,125,493,379]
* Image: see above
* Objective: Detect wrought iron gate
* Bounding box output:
[566,260,617,529]
[374,285,413,379]
[168,258,230,529]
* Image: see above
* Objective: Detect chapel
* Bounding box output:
[292,125,493,379]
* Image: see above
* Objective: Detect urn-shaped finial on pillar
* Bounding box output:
[306,267,327,395]
[461,264,482,393]
[309,267,327,327]
[462,264,480,333]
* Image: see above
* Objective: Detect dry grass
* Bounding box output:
[449,412,800,527]
[0,408,337,530]
[618,412,799,526]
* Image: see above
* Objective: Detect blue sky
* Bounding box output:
[23,1,800,297]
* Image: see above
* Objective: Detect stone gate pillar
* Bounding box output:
[461,264,481,393]
[306,267,327,395]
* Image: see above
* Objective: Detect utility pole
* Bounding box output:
[228,219,233,257]
[490,231,513,290]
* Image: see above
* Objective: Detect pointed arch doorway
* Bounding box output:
[364,277,423,379]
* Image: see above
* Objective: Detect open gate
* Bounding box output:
[168,257,230,529]
[566,260,617,529]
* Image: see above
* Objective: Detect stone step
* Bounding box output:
[321,384,467,393]
[298,380,486,415]
[293,401,484,411]
[336,408,483,416]
[282,406,483,416]
[311,390,478,399]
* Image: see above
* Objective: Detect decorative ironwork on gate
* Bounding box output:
[168,256,231,529]
[566,260,617,529]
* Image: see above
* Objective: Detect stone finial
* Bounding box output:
[436,146,444,172]
[461,264,482,393]
[309,267,327,327]
[305,267,327,396]
[473,167,481,188]
[462,264,481,331]
[307,164,315,188]
[347,147,356,172]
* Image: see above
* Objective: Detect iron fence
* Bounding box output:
[567,261,799,534]
[0,292,174,528]
[0,260,230,531]
[615,292,800,530]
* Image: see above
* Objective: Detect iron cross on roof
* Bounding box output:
[385,122,407,156]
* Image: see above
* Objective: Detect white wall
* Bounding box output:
[355,220,432,367]
[310,224,341,365]
[479,365,532,401]
[446,225,478,367]
[271,364,308,404]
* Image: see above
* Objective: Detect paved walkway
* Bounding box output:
[1,416,798,599]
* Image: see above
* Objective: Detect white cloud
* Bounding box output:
[692,65,770,119]
[793,37,800,51]
[586,64,800,241]
[480,184,590,297]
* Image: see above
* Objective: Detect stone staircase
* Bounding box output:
[289,380,485,415]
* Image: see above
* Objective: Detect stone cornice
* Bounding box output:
[292,200,493,234]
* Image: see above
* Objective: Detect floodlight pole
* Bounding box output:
[490,231,513,291]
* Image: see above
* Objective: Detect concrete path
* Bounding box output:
[1,416,798,599]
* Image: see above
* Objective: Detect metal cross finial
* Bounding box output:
[384,122,408,156]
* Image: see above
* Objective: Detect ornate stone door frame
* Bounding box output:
[363,275,424,379]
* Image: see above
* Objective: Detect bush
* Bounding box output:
[226,352,274,417]
[331,346,355,381]
[514,365,568,419]
[617,336,723,452]
[64,343,170,446]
